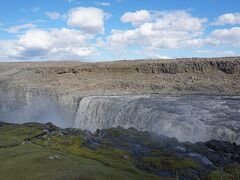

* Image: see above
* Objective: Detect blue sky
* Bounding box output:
[0,0,239,61]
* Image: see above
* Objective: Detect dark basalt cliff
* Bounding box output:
[135,58,239,74]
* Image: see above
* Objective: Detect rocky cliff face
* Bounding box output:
[0,57,239,143]
[135,58,239,74]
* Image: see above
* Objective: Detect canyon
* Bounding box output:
[0,57,240,143]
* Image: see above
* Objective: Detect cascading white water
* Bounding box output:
[0,82,239,143]
[74,95,240,143]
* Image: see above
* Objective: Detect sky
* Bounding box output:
[0,0,239,61]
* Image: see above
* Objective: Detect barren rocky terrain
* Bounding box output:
[0,57,240,97]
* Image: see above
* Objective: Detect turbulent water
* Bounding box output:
[74,95,240,143]
[0,93,240,143]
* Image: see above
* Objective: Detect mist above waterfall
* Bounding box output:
[0,97,74,128]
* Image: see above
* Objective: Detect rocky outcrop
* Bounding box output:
[135,58,240,74]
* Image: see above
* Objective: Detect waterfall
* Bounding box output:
[0,81,239,143]
[74,95,240,143]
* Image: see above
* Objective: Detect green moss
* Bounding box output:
[223,164,240,179]
[206,165,240,180]
[206,170,233,180]
[1,124,206,179]
[120,141,129,146]
[143,156,199,171]
[105,127,165,147]
[0,124,166,180]
[149,149,169,156]
[100,139,113,148]
[32,134,165,179]
[30,127,199,179]
[107,128,125,138]
[147,149,199,171]
[0,124,43,147]
[0,144,160,180]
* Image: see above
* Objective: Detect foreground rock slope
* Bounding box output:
[0,122,239,180]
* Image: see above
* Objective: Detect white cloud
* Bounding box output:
[207,27,240,46]
[0,28,97,61]
[217,50,235,56]
[196,50,213,54]
[121,10,151,26]
[212,13,240,25]
[196,50,235,56]
[95,1,111,6]
[67,7,106,34]
[153,55,170,59]
[3,23,36,33]
[1,7,239,61]
[153,10,207,33]
[0,40,19,61]
[18,29,52,50]
[45,12,61,20]
[107,10,207,52]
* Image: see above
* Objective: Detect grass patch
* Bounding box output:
[206,165,240,180]
[0,144,158,180]
[33,134,164,179]
[0,124,43,147]
[143,156,199,171]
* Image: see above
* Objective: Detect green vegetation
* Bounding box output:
[0,123,165,180]
[1,123,239,180]
[206,170,233,180]
[224,165,240,179]
[142,156,199,171]
[0,144,151,180]
[0,123,43,147]
[206,165,240,180]
[33,134,152,177]
[144,149,199,171]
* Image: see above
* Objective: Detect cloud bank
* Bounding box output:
[0,7,239,61]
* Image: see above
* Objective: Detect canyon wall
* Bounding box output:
[0,57,239,142]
